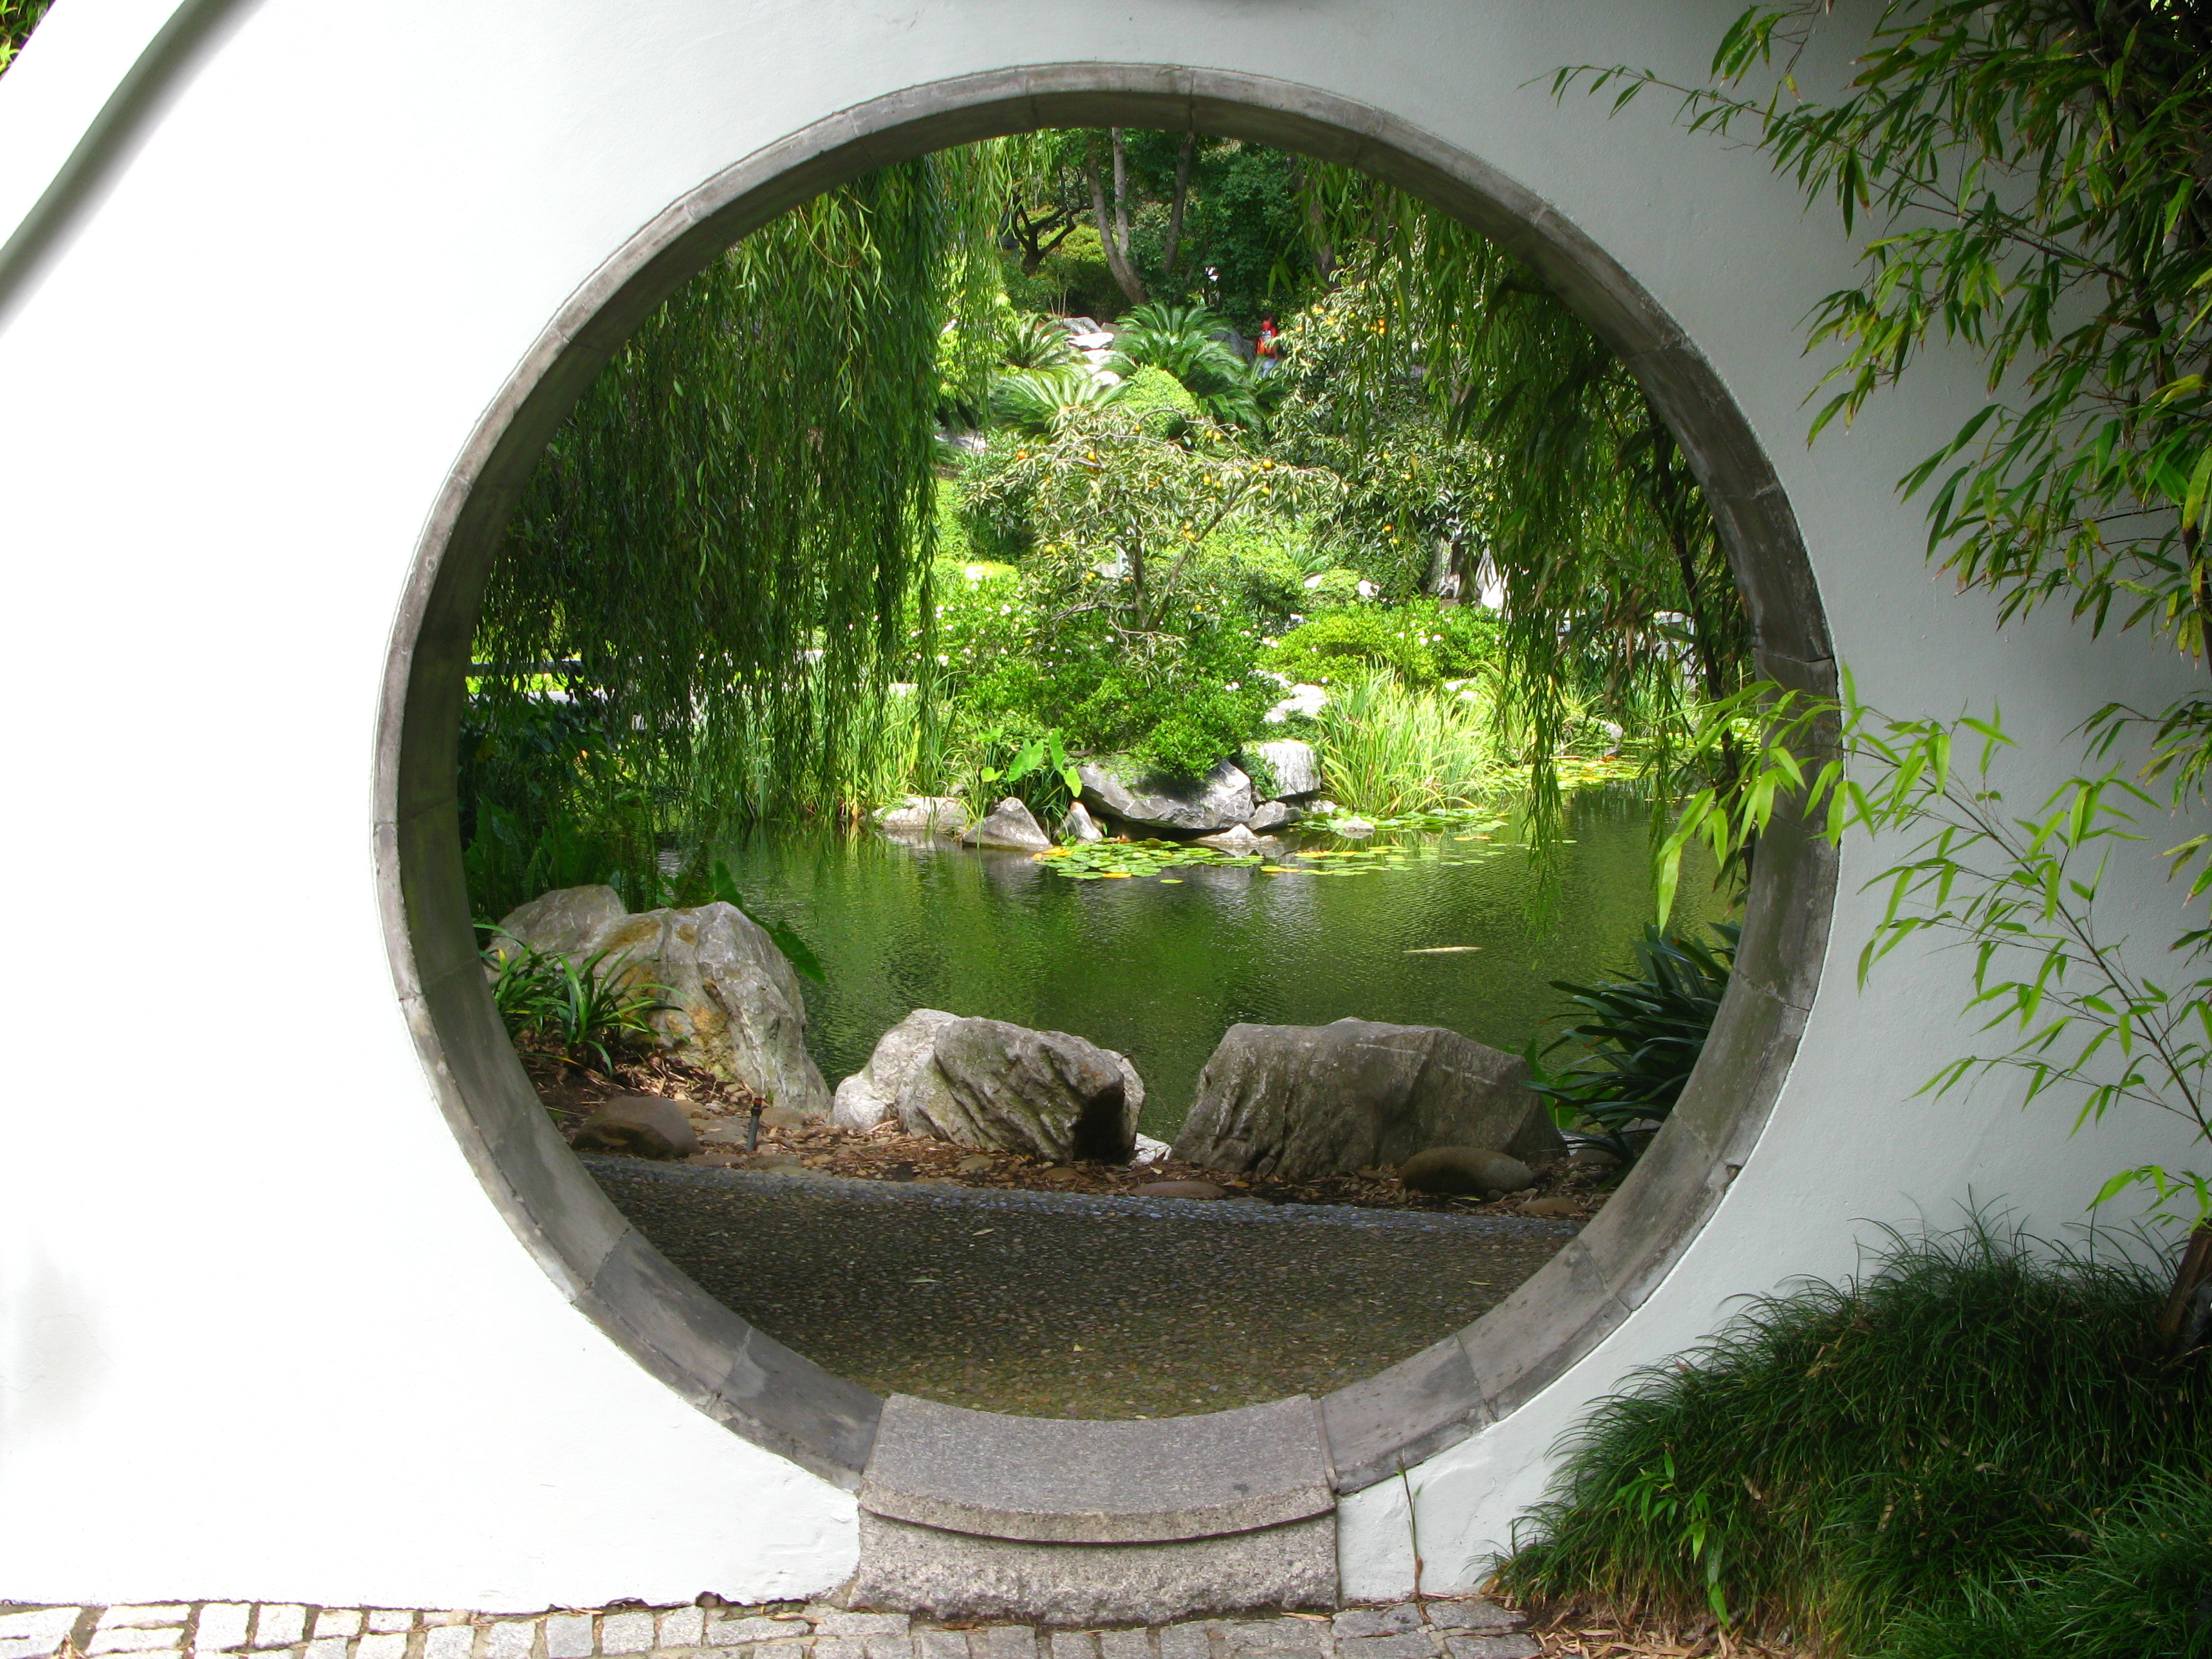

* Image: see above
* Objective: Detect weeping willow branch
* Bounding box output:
[1283,167,1752,874]
[470,147,1009,909]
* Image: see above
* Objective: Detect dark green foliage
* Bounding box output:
[1171,143,1319,328]
[1874,1470,2212,1659]
[458,696,644,917]
[1499,1224,2212,1650]
[1527,923,1737,1163]
[483,939,667,1074]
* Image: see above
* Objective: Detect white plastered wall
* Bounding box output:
[0,0,2199,1612]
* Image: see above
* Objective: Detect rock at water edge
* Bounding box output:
[1077,759,1254,834]
[1194,822,1276,855]
[961,796,1053,851]
[1173,1018,1563,1179]
[499,894,834,1121]
[832,1008,962,1132]
[490,884,627,960]
[1247,739,1322,799]
[572,1095,700,1160]
[897,1017,1139,1163]
[1059,802,1105,844]
[1247,801,1301,833]
[1133,1131,1171,1165]
[876,795,969,839]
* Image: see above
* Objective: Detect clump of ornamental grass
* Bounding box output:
[1497,1221,2211,1653]
[1872,1468,2212,1659]
[1315,671,1513,816]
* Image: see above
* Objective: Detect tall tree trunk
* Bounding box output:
[1162,132,1195,277]
[1084,130,1148,307]
[2159,1224,2212,1355]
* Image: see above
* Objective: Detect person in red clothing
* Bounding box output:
[1254,315,1280,377]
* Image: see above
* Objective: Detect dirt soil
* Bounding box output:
[521,1044,1621,1221]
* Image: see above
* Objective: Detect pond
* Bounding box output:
[714,788,1725,1142]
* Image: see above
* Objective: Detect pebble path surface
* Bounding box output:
[586,1161,1579,1417]
[0,1600,1543,1659]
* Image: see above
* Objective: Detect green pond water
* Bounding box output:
[715,790,1724,1142]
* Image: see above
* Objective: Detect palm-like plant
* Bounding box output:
[999,313,1081,371]
[485,938,669,1073]
[1526,922,1739,1164]
[1108,301,1267,429]
[989,366,1124,436]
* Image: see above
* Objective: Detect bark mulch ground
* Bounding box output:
[519,1044,1622,1222]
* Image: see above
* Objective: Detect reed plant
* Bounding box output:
[1498,1221,2211,1652]
[1314,672,1514,816]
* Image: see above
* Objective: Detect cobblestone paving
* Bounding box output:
[0,1601,1543,1659]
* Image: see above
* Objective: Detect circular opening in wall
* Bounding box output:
[379,68,1836,1496]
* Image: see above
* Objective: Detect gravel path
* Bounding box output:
[586,1159,1578,1418]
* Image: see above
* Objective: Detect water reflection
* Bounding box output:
[714,789,1723,1140]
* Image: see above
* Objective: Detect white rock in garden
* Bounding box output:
[1133,1132,1171,1165]
[876,795,969,839]
[1263,684,1330,724]
[961,795,1053,851]
[1077,759,1254,833]
[832,1008,962,1133]
[1247,801,1300,833]
[1335,815,1376,837]
[1248,738,1322,799]
[1059,802,1105,844]
[488,883,627,959]
[496,889,833,1120]
[1173,1017,1563,1180]
[897,1017,1142,1163]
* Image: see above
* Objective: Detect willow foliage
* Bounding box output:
[1283,170,1751,848]
[472,148,1008,908]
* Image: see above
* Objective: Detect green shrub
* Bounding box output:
[1114,364,1202,436]
[1527,923,1738,1165]
[1301,568,1368,610]
[1498,1223,2212,1651]
[1265,600,1502,689]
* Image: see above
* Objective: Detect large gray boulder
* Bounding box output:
[897,1017,1141,1163]
[1078,759,1253,834]
[1247,739,1322,800]
[1173,1018,1562,1179]
[490,883,627,958]
[833,1008,962,1132]
[876,795,969,839]
[961,795,1052,851]
[495,889,833,1120]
